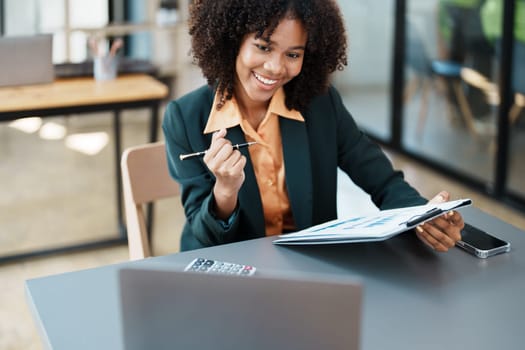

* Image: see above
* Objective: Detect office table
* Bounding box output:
[25,207,525,349]
[0,74,168,262]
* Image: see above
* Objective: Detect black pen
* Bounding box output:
[405,207,443,227]
[179,142,257,160]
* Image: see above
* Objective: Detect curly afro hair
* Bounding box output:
[188,0,348,112]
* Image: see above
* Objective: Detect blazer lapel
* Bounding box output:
[226,119,314,234]
[228,126,266,235]
[280,118,313,230]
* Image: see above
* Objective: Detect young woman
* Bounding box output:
[163,0,464,251]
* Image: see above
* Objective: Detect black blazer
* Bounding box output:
[162,85,427,251]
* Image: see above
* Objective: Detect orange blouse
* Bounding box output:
[203,88,304,235]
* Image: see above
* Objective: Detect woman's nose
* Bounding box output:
[263,54,284,75]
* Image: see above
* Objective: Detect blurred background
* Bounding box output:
[1,0,524,348]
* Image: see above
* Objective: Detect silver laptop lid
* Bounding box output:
[0,34,54,87]
[119,267,362,350]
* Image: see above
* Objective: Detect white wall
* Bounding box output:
[5,0,38,35]
[336,0,439,87]
[337,1,395,86]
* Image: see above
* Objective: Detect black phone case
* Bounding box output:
[456,224,510,258]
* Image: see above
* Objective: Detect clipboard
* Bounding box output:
[273,198,472,245]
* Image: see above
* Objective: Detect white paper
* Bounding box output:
[273,199,471,245]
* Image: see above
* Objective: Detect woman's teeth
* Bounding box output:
[254,72,277,85]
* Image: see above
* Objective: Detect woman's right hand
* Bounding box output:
[203,128,247,219]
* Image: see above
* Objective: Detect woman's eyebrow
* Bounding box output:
[259,38,306,51]
[289,45,306,51]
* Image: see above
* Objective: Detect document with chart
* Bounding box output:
[273,198,472,245]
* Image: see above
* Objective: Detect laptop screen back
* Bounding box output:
[118,267,362,350]
[0,34,53,87]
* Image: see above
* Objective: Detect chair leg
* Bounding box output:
[452,81,479,138]
[416,79,431,137]
[432,77,459,125]
[509,104,522,125]
[509,93,525,125]
[489,100,525,154]
[404,77,420,103]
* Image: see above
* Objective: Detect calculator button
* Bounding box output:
[184,258,256,276]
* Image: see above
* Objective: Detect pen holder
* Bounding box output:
[93,56,118,81]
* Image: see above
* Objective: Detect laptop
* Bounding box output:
[118,267,362,350]
[0,34,54,87]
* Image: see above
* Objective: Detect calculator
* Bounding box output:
[184,258,256,276]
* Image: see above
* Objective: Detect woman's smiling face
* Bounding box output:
[234,18,308,108]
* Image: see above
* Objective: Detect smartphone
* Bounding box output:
[456,223,510,258]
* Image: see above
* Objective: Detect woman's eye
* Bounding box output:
[287,52,301,59]
[255,44,270,52]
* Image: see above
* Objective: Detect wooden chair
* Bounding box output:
[121,141,180,260]
[460,40,525,128]
[405,19,479,138]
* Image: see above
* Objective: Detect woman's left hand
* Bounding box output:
[415,191,465,252]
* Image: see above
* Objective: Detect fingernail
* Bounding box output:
[416,226,424,233]
[448,210,454,216]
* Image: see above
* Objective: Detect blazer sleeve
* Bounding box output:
[329,86,428,209]
[162,95,241,248]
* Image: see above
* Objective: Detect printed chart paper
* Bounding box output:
[273,199,471,245]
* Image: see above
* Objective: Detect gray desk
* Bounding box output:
[25,207,525,349]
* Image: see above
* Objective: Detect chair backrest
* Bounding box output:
[121,142,180,260]
[405,19,433,76]
[512,40,525,94]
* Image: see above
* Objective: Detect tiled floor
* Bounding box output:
[1,72,524,349]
